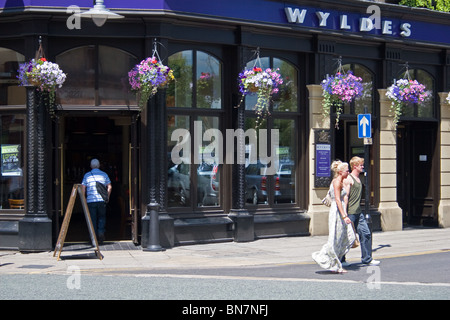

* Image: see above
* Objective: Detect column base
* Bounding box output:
[438,200,450,228]
[229,209,254,242]
[308,206,329,236]
[18,215,52,252]
[379,203,403,231]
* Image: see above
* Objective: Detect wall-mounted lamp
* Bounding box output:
[79,0,124,27]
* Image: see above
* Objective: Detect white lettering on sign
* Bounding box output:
[340,15,351,30]
[284,6,412,38]
[400,23,412,37]
[284,7,307,24]
[382,20,393,35]
[316,11,330,27]
[360,17,374,32]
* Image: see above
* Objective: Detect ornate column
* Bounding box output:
[306,84,331,236]
[228,46,254,242]
[18,87,52,252]
[142,93,165,251]
[438,92,450,227]
[377,88,402,231]
[156,88,174,248]
[229,99,254,242]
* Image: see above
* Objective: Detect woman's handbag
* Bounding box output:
[321,189,332,207]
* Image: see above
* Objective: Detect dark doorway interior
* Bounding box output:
[62,116,131,242]
[397,122,438,227]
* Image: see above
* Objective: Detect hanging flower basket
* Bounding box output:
[321,71,363,128]
[17,57,67,112]
[238,66,283,127]
[128,56,175,110]
[386,79,430,127]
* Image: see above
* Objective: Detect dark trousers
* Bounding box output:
[87,201,106,237]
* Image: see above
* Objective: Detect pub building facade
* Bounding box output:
[1,0,449,251]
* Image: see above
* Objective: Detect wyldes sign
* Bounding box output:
[284,5,412,38]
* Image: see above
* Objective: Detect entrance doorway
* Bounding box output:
[397,122,438,226]
[57,115,139,243]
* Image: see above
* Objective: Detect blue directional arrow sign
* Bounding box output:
[358,114,371,138]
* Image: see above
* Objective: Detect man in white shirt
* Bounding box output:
[81,159,112,244]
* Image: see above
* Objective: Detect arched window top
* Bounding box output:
[244,56,299,113]
[167,50,222,109]
[400,68,434,119]
[0,47,25,106]
[341,63,374,115]
[56,45,137,107]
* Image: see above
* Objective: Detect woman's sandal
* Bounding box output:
[331,268,347,274]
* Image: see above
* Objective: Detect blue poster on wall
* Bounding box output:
[316,144,331,178]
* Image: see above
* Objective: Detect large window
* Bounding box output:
[56,45,137,106]
[0,47,25,106]
[167,50,222,209]
[244,57,299,206]
[0,114,25,211]
[0,48,26,212]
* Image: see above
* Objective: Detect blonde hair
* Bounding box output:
[331,160,349,178]
[349,156,364,171]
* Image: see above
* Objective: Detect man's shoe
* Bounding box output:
[341,261,351,267]
[365,259,380,266]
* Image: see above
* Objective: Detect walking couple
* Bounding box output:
[312,156,380,273]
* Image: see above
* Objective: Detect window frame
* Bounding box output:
[166,49,225,212]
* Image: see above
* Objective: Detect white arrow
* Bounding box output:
[360,116,369,137]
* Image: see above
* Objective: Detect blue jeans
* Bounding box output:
[87,201,106,237]
[350,212,373,264]
[342,212,373,264]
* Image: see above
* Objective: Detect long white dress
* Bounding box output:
[312,183,353,272]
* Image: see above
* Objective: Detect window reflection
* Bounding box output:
[0,114,25,210]
[0,47,25,106]
[272,58,298,112]
[98,46,137,106]
[401,69,434,118]
[244,57,299,206]
[56,46,96,105]
[167,50,223,209]
[196,116,220,206]
[167,51,193,108]
[341,63,373,114]
[56,46,137,106]
[196,52,221,109]
[167,50,222,109]
[273,118,295,204]
[244,57,298,113]
[168,115,191,207]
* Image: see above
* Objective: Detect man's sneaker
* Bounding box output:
[341,261,351,267]
[365,259,380,266]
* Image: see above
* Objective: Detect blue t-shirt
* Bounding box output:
[81,168,111,203]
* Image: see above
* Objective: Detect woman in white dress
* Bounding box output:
[312,160,353,273]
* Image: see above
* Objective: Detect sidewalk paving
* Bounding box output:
[1,227,449,275]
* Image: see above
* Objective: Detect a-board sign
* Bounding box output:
[53,184,102,260]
